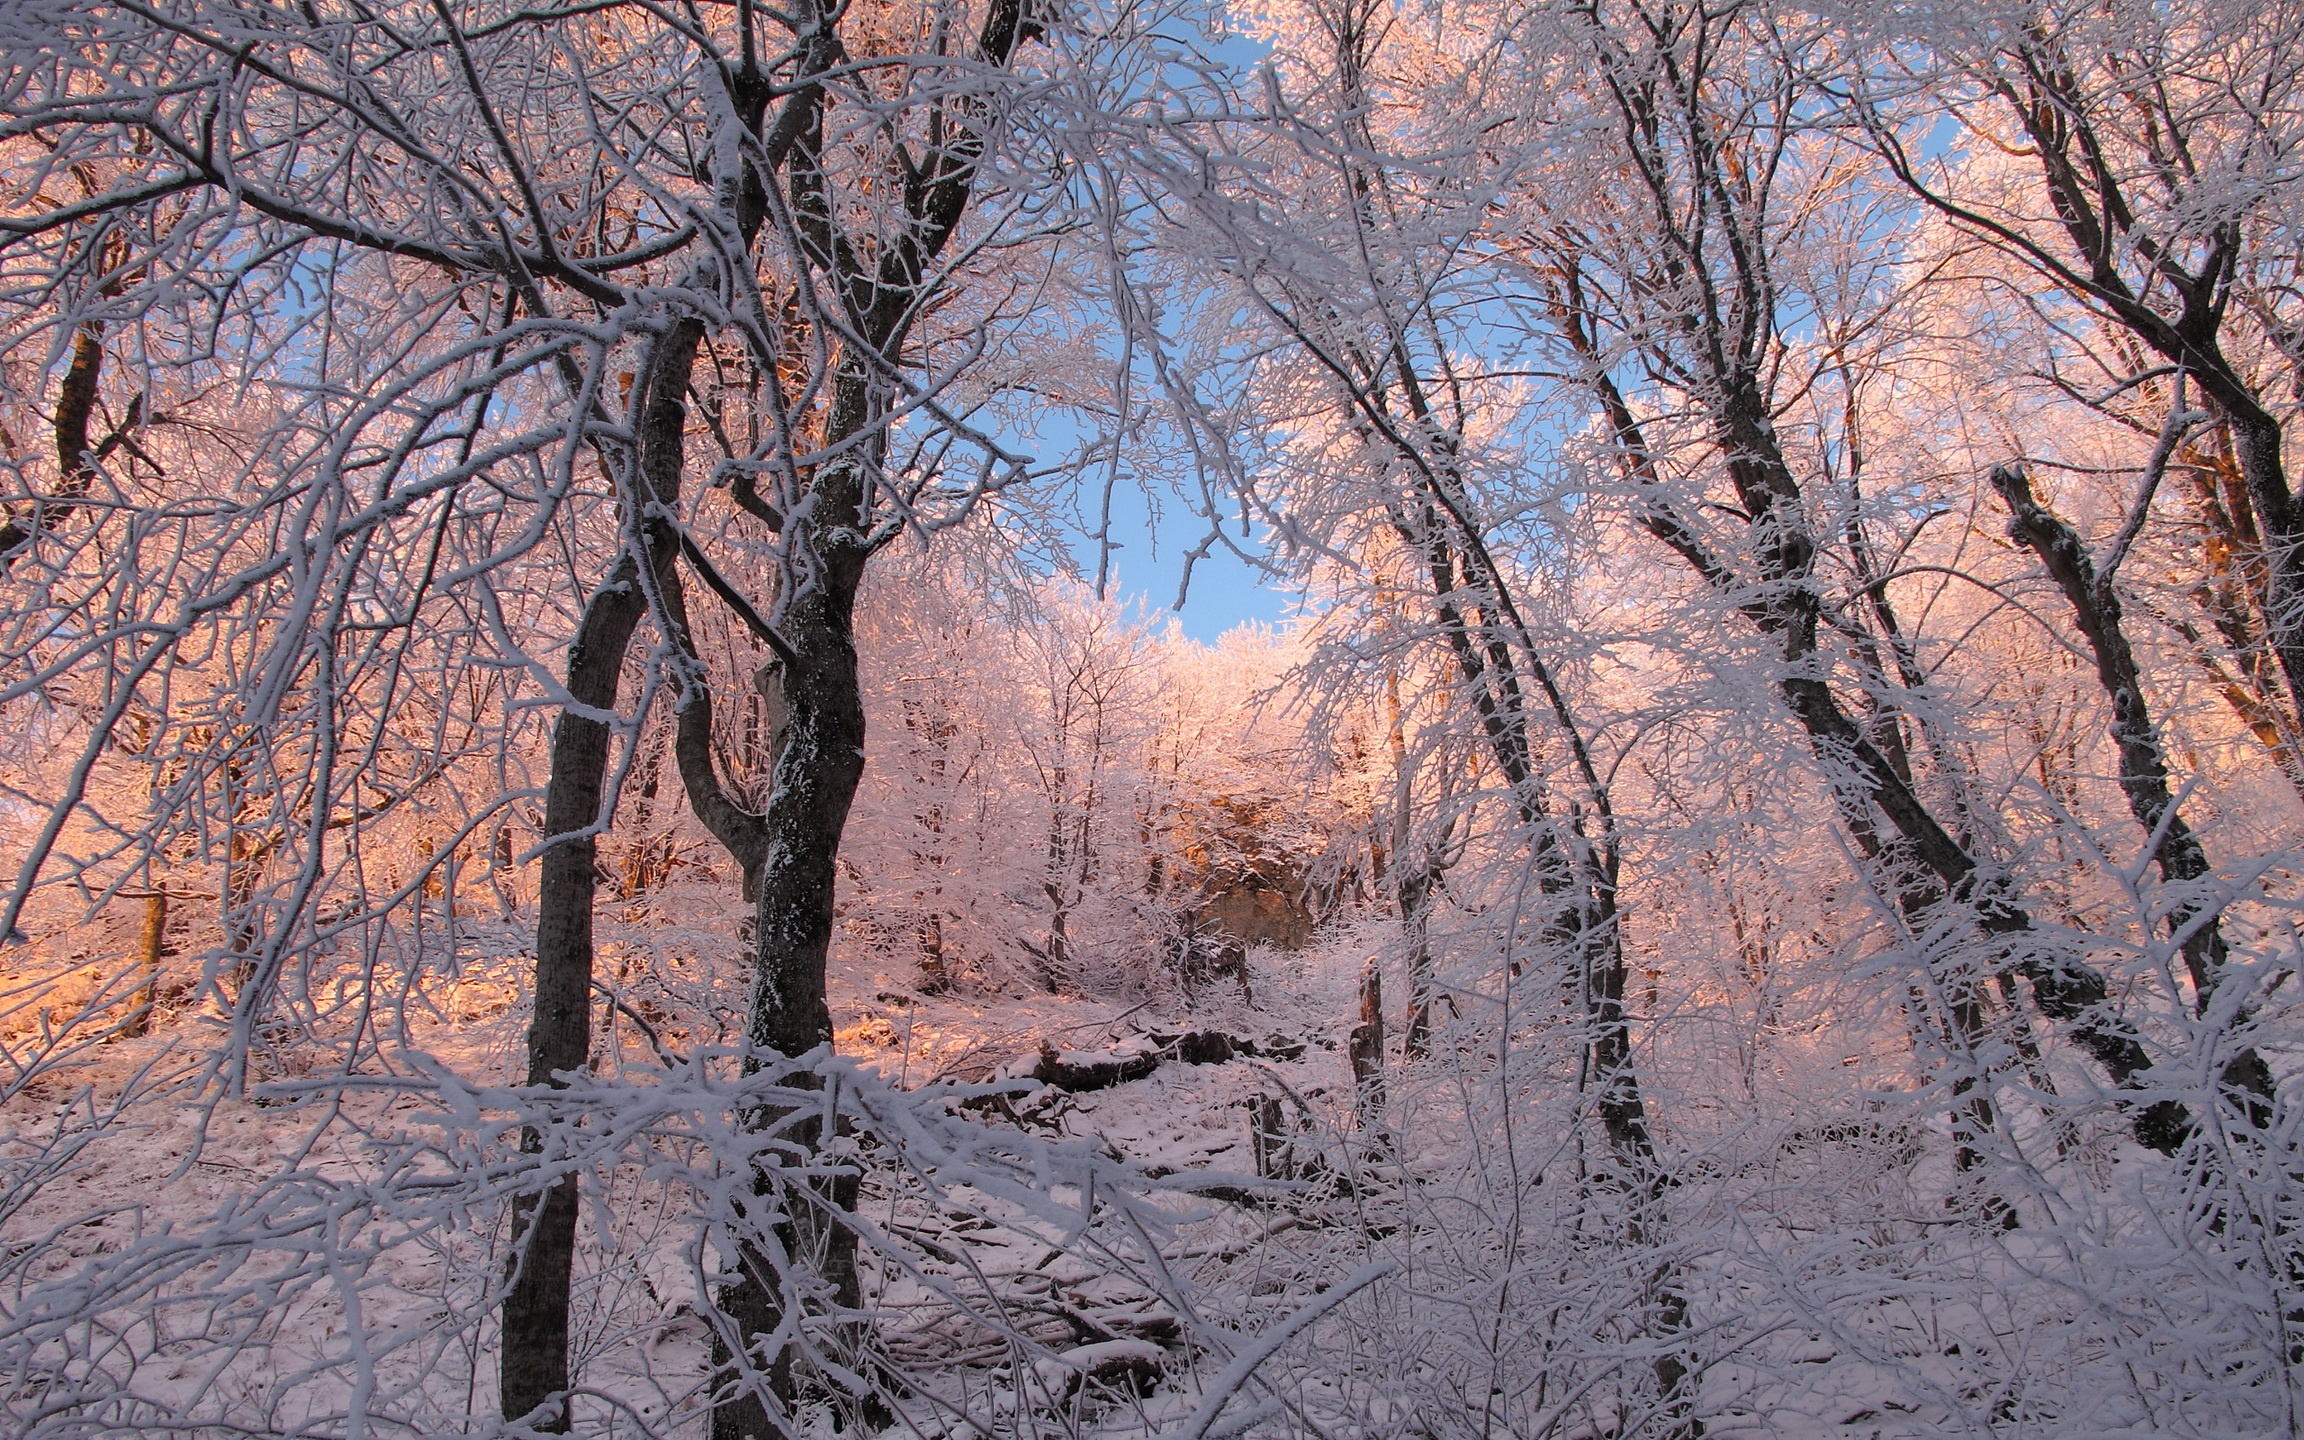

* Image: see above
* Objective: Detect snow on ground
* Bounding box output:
[0,887,1400,1439]
[7,896,2280,1439]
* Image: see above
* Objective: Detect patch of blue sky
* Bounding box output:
[1079,457,1296,643]
[947,368,1300,644]
[1028,6,1291,641]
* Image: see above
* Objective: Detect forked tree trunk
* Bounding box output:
[1559,288,2187,1154]
[500,320,702,1432]
[673,7,1042,1429]
[1982,45,2304,741]
[1383,440,1698,1427]
[704,401,876,1440]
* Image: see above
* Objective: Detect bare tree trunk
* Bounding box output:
[1039,772,1073,994]
[1249,1093,1291,1181]
[0,318,106,562]
[1559,287,2183,1152]
[2171,433,2304,801]
[500,319,702,1432]
[121,890,167,1039]
[1879,38,2304,735]
[1388,675,1447,1058]
[1380,422,1698,1427]
[1349,959,1384,1130]
[673,6,1043,1428]
[1994,465,2276,1123]
[1395,854,1442,1057]
[706,372,874,1440]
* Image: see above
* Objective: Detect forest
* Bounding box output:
[1,0,2301,1435]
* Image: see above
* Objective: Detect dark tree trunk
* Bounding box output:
[2168,433,2304,800]
[1971,47,2304,736]
[1567,312,2186,1153]
[684,7,1044,1429]
[1,319,105,562]
[1376,418,1696,1425]
[1994,466,2276,1124]
[1395,854,1442,1057]
[500,320,702,1432]
[706,392,874,1440]
[1349,959,1384,1128]
[2154,374,2304,735]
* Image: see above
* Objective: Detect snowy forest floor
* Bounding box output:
[0,892,1407,1439]
[2,886,2297,1440]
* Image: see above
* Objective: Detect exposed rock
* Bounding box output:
[1147,1030,1309,1064]
[1032,1040,1159,1091]
[1035,1339,1164,1398]
[1197,883,1312,951]
[1172,791,1321,952]
[1157,1029,1244,1064]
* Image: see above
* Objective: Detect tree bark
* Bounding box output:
[500,318,702,1432]
[2170,433,2304,800]
[122,890,167,1039]
[687,7,1045,1428]
[1905,42,2304,735]
[1390,673,1446,1058]
[1367,398,1694,1422]
[1993,465,2276,1124]
[1349,959,1384,1128]
[0,320,106,562]
[1562,289,2184,1151]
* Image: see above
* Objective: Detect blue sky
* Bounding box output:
[1062,466,1297,643]
[1104,537,1293,643]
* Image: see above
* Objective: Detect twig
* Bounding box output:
[2099,376,2209,587]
